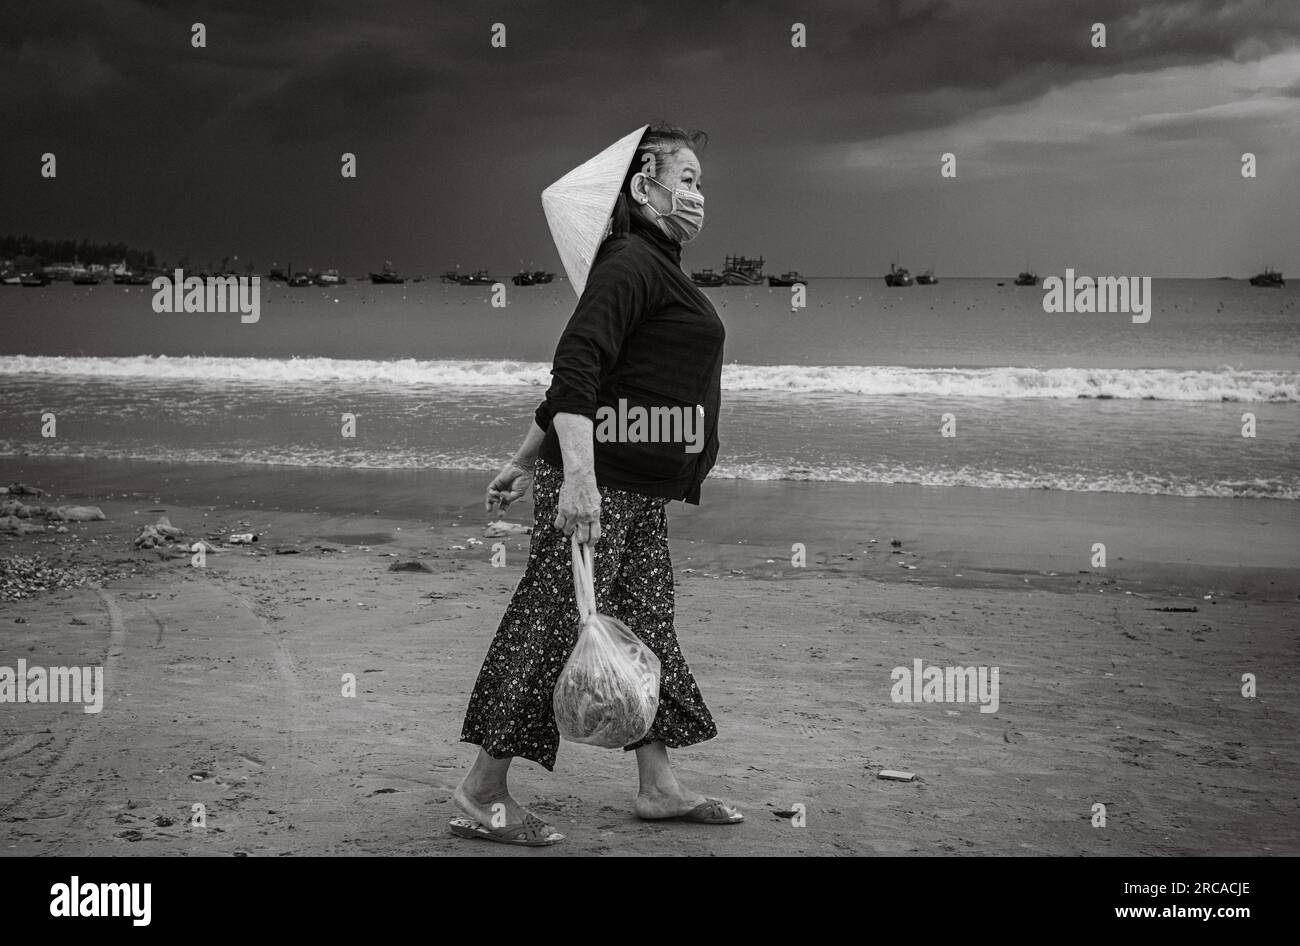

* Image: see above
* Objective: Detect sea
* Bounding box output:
[1,277,1297,501]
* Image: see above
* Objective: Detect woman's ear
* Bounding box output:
[628,172,650,205]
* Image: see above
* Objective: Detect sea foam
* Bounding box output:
[2,356,1296,402]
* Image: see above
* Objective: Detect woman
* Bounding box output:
[452,124,742,846]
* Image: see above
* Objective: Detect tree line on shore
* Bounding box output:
[0,235,156,271]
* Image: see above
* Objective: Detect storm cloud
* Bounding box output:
[3,0,1297,276]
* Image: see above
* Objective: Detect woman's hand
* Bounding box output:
[554,471,602,545]
[485,461,533,515]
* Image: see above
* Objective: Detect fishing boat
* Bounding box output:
[440,270,461,284]
[1249,267,1285,288]
[455,270,492,285]
[768,271,807,287]
[722,254,765,285]
[916,270,938,285]
[110,267,152,285]
[268,265,287,282]
[369,261,405,284]
[288,272,314,287]
[315,269,345,285]
[511,270,556,286]
[0,271,20,286]
[1014,271,1039,286]
[72,271,100,285]
[884,262,913,287]
[19,272,50,287]
[691,268,724,287]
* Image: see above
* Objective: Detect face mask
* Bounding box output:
[641,174,705,243]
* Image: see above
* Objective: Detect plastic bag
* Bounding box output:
[553,536,661,748]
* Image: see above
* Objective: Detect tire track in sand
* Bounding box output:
[216,584,305,747]
[0,584,127,821]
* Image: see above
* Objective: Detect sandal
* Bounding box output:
[448,812,565,846]
[640,797,744,824]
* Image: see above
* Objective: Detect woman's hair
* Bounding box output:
[609,123,708,238]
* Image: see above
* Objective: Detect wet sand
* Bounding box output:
[2,458,1297,855]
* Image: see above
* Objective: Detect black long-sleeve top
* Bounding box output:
[534,212,725,504]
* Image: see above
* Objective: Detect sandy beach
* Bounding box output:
[2,457,1296,856]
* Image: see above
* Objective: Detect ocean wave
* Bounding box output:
[721,364,1300,401]
[0,355,554,388]
[0,441,505,473]
[2,442,1295,499]
[710,461,1299,500]
[1,355,1296,401]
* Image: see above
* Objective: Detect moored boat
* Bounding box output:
[1014,271,1039,286]
[370,261,405,284]
[722,254,765,285]
[455,270,492,285]
[884,262,913,287]
[916,270,938,285]
[1249,267,1285,287]
[691,268,724,287]
[315,269,345,285]
[768,271,807,287]
[511,270,556,286]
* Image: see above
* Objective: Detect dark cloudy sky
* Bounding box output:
[4,0,1298,277]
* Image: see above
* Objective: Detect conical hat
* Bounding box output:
[542,124,649,297]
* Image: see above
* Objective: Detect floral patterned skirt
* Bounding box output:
[459,457,717,771]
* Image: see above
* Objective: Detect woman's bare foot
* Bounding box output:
[454,776,554,832]
[631,740,742,821]
[634,785,711,819]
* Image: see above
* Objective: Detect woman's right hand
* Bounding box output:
[555,471,602,545]
[485,461,533,515]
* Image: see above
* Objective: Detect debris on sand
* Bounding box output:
[483,520,532,538]
[1,554,138,602]
[134,526,167,549]
[47,505,107,522]
[0,515,43,536]
[877,770,917,782]
[3,482,47,497]
[0,499,36,518]
[134,516,185,549]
